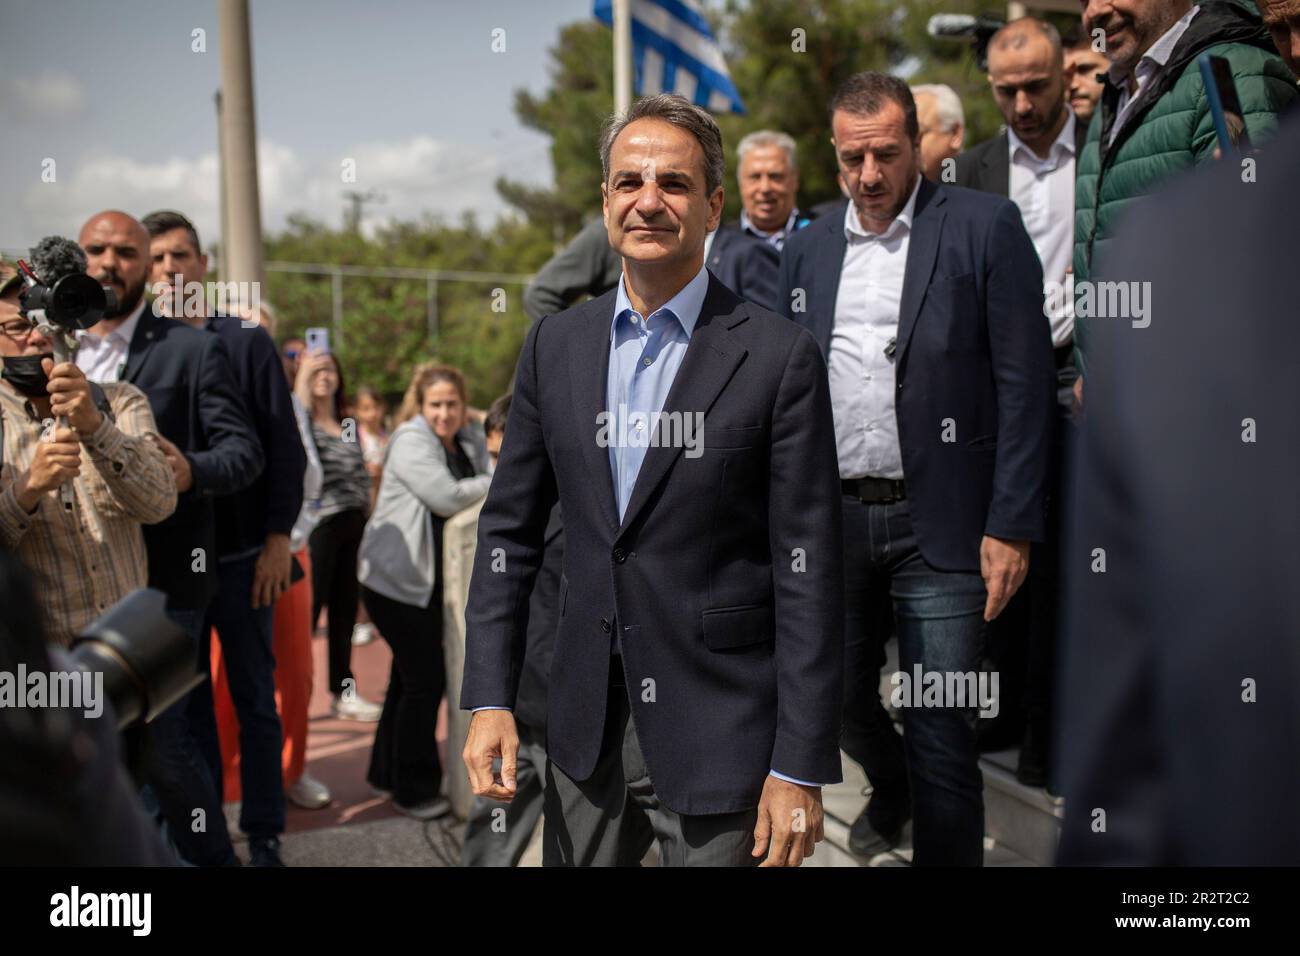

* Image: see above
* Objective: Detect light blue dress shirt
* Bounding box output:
[605,265,708,520]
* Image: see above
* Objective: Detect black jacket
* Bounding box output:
[205,314,305,557]
[705,223,781,312]
[122,311,263,608]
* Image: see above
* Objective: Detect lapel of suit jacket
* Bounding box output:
[616,276,748,538]
[896,177,946,368]
[986,132,1010,198]
[122,310,162,384]
[811,209,847,358]
[569,289,622,535]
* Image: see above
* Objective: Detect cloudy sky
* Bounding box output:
[0,0,596,253]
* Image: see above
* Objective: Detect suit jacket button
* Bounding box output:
[612,548,626,564]
[600,618,611,633]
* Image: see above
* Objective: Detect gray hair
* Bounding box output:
[736,130,798,173]
[599,93,725,196]
[911,83,965,134]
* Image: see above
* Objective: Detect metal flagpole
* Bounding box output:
[613,0,633,114]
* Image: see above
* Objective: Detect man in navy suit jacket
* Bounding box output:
[704,223,780,311]
[777,72,1054,865]
[462,94,844,867]
[78,209,262,867]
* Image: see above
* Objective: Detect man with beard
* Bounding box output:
[0,261,176,646]
[1072,0,1296,397]
[777,72,1054,864]
[76,210,263,866]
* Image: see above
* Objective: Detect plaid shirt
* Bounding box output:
[0,381,177,645]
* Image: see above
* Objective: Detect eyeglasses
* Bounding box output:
[0,320,36,341]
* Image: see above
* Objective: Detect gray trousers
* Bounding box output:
[460,730,548,867]
[542,680,759,867]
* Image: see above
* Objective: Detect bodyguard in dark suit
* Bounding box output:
[777,72,1055,865]
[462,94,844,867]
[1057,117,1300,866]
[145,210,305,867]
[78,210,262,866]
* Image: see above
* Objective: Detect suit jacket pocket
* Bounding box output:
[702,604,774,651]
[703,424,762,451]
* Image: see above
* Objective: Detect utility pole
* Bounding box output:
[218,0,266,302]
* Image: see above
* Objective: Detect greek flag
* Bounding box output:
[595,0,746,115]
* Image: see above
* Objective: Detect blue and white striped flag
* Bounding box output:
[595,0,746,115]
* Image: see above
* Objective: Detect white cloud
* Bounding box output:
[3,135,551,253]
[1,71,89,119]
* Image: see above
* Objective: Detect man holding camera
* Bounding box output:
[0,261,177,645]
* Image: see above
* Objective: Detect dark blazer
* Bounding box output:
[512,505,562,739]
[1057,116,1300,865]
[706,223,781,312]
[776,178,1055,571]
[953,116,1092,196]
[205,314,305,557]
[462,274,845,815]
[122,310,263,608]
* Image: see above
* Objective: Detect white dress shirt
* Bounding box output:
[827,175,922,480]
[75,297,147,384]
[1109,5,1200,147]
[1009,110,1078,347]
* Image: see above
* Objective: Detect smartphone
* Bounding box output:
[305,326,330,355]
[1199,54,1251,154]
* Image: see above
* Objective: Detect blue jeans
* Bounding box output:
[841,497,986,866]
[188,552,286,840]
[146,606,237,866]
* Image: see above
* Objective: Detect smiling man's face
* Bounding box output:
[602,117,722,270]
[1080,0,1191,77]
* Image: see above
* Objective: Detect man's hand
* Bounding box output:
[980,535,1030,622]
[15,425,81,511]
[463,709,520,802]
[148,433,194,492]
[1071,375,1084,420]
[43,359,104,436]
[252,533,292,608]
[752,774,824,867]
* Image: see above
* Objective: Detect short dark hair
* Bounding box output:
[484,393,512,437]
[142,210,202,255]
[600,93,726,196]
[829,71,919,141]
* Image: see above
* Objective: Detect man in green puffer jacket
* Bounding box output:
[1073,0,1297,388]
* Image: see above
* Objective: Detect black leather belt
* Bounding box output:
[841,477,906,503]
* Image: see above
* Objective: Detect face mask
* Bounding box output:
[1,353,54,398]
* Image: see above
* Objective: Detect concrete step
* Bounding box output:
[979,747,1063,866]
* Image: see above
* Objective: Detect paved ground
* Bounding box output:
[227,629,1037,866]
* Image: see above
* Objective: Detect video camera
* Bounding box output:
[13,236,117,364]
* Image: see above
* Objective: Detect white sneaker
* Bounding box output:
[351,622,376,646]
[393,796,451,820]
[287,772,331,809]
[331,694,383,722]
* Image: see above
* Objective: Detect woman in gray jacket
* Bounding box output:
[357,363,491,819]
